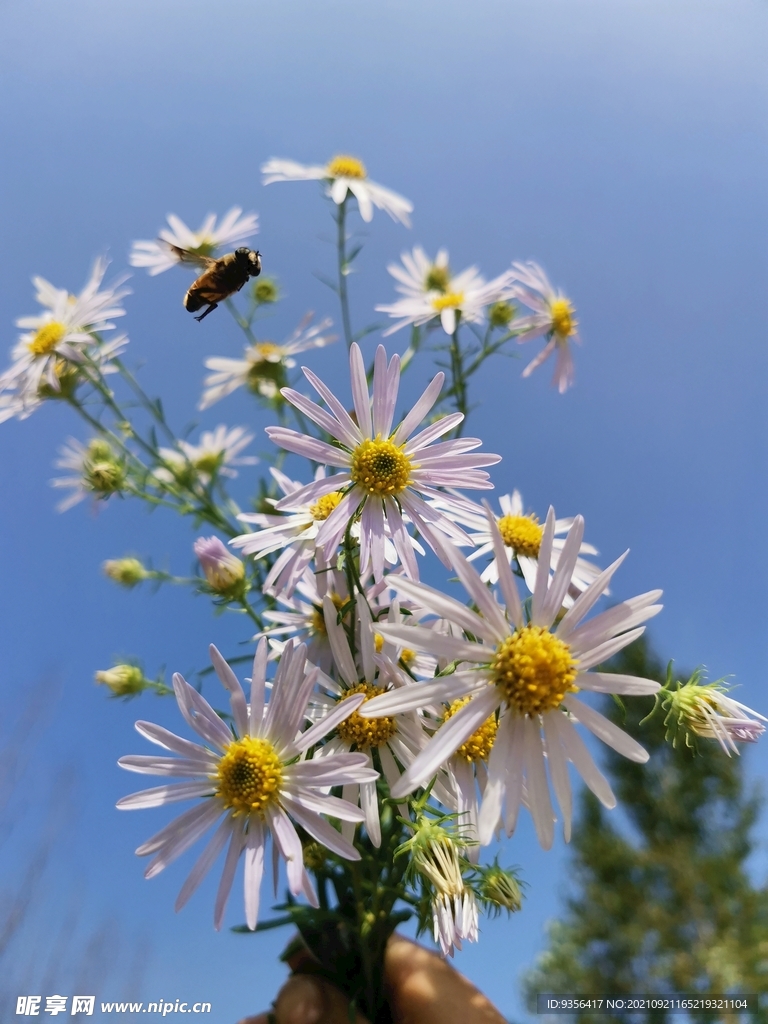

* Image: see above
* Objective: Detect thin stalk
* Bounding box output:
[448,322,468,437]
[336,198,354,348]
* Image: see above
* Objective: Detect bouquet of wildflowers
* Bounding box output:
[3,153,764,1024]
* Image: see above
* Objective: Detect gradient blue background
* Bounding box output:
[0,1,766,1020]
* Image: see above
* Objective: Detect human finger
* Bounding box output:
[384,933,507,1024]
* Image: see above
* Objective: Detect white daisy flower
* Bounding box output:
[155,425,257,488]
[307,597,431,849]
[117,638,377,931]
[258,568,351,674]
[430,489,602,607]
[360,509,663,850]
[233,466,405,598]
[129,208,259,276]
[232,467,346,598]
[262,155,413,226]
[376,247,513,337]
[266,343,500,581]
[0,258,129,414]
[51,437,127,512]
[199,316,336,409]
[508,261,580,394]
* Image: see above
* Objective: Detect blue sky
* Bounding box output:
[0,1,766,1020]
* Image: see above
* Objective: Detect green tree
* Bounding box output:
[523,639,768,1024]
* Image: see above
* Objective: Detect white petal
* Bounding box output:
[175,815,233,913]
[360,778,381,848]
[209,644,249,738]
[523,717,554,850]
[486,511,523,629]
[360,673,480,718]
[562,696,649,763]
[391,372,445,445]
[349,343,372,438]
[573,627,646,672]
[541,517,584,628]
[281,794,361,861]
[556,551,629,640]
[134,721,212,761]
[214,817,246,930]
[323,596,358,687]
[390,687,500,798]
[542,714,572,843]
[576,672,661,696]
[141,802,224,874]
[531,508,556,626]
[555,713,616,808]
[250,638,268,737]
[294,693,366,752]
[477,711,514,844]
[117,781,216,809]
[244,821,266,930]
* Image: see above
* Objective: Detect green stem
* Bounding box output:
[448,323,467,436]
[336,198,354,349]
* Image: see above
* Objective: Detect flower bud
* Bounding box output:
[103,557,148,588]
[83,439,125,496]
[95,664,147,698]
[660,668,766,756]
[194,536,247,597]
[478,862,523,915]
[488,300,515,328]
[252,277,279,304]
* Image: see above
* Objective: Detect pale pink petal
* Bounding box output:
[214,816,246,930]
[349,344,372,438]
[244,820,266,930]
[562,695,649,763]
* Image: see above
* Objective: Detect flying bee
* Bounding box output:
[165,244,262,322]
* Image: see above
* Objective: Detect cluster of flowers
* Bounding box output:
[115,337,766,955]
[4,153,764,959]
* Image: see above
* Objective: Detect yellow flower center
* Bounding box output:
[27,322,67,356]
[549,298,577,339]
[425,265,451,294]
[311,592,345,635]
[215,736,283,817]
[374,633,416,666]
[336,684,398,749]
[444,697,498,762]
[497,514,543,557]
[310,491,343,521]
[492,626,579,716]
[252,342,283,362]
[350,437,413,497]
[431,292,464,312]
[327,154,367,179]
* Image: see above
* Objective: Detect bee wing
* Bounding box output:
[160,242,218,269]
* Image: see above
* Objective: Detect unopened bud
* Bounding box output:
[488,300,515,328]
[302,842,327,871]
[83,439,125,496]
[103,557,148,588]
[659,667,766,756]
[479,862,523,915]
[253,277,279,304]
[194,536,247,596]
[95,664,147,698]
